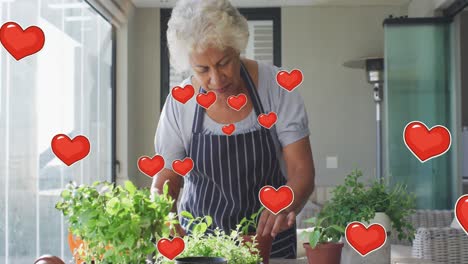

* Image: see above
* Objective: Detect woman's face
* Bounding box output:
[189,45,243,97]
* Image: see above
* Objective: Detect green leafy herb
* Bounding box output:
[318,169,416,243]
[239,206,265,235]
[55,180,177,263]
[300,215,345,249]
[157,212,262,264]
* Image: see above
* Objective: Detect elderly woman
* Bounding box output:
[151,0,315,259]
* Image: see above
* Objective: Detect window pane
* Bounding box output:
[241,20,274,64]
[0,0,114,263]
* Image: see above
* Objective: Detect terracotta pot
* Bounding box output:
[68,232,86,264]
[303,242,343,264]
[68,231,111,263]
[242,233,273,264]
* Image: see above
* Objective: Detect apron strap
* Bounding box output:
[240,61,265,116]
[191,86,204,134]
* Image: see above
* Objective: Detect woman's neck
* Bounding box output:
[216,80,247,103]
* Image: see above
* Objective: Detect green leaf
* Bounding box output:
[316,216,329,227]
[193,223,201,234]
[124,235,135,247]
[55,202,64,210]
[106,197,120,215]
[205,216,212,227]
[181,211,194,219]
[103,248,115,259]
[60,190,71,199]
[327,225,345,234]
[303,217,317,225]
[121,198,133,209]
[239,218,247,225]
[309,230,321,248]
[140,217,151,228]
[199,223,208,233]
[125,181,137,195]
[163,181,169,196]
[96,217,108,227]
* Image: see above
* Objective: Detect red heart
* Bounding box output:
[222,124,235,136]
[171,85,195,104]
[196,91,216,109]
[138,155,165,177]
[172,158,194,176]
[51,134,90,166]
[455,194,468,235]
[345,222,387,256]
[259,185,294,215]
[276,69,303,91]
[227,93,247,111]
[403,121,451,162]
[0,21,45,60]
[157,237,185,260]
[258,112,277,129]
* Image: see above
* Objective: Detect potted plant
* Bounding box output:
[300,215,345,264]
[55,180,178,264]
[317,169,416,264]
[318,169,416,242]
[238,206,273,264]
[156,211,263,264]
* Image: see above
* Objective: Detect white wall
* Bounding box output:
[408,0,440,17]
[281,6,407,194]
[407,0,455,17]
[127,8,161,188]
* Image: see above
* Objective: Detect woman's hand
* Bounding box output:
[256,208,296,238]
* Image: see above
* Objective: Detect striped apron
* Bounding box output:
[178,62,297,258]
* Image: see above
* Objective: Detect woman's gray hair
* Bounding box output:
[167,0,249,74]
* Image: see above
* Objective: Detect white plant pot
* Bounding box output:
[341,212,391,264]
[365,212,392,234]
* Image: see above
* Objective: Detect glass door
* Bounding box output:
[383,17,460,209]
